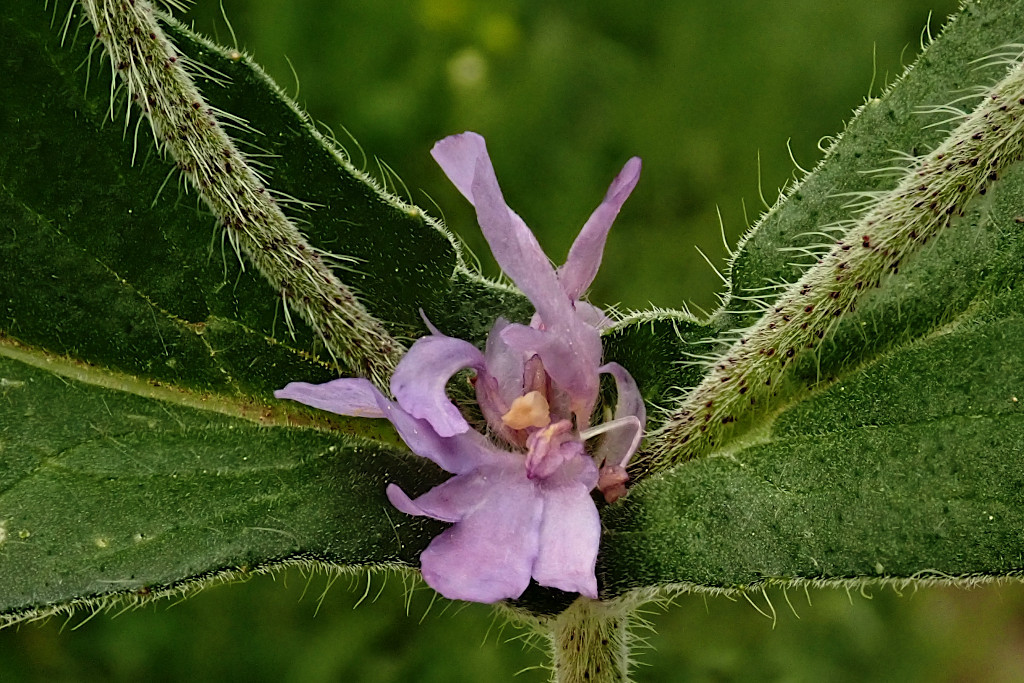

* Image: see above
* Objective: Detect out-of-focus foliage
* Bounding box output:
[180,0,958,312]
[2,576,1022,681]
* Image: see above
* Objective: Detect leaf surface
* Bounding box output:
[0,347,445,620]
[597,0,1024,597]
[3,0,1024,624]
[0,3,456,620]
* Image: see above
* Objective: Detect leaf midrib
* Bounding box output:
[0,338,380,436]
[714,293,1006,453]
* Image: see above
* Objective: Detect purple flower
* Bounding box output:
[275,132,645,603]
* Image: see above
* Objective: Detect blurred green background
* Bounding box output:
[7,0,1024,680]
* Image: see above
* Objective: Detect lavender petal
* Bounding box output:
[573,301,614,330]
[386,465,508,524]
[432,133,571,326]
[274,378,386,418]
[558,157,642,300]
[379,400,512,474]
[533,463,601,598]
[501,322,602,421]
[482,318,526,407]
[390,332,486,437]
[594,362,647,469]
[418,468,544,603]
[429,131,488,202]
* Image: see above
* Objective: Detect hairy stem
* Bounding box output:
[647,54,1024,469]
[77,0,404,388]
[549,598,633,683]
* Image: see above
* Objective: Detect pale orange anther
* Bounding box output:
[501,391,552,430]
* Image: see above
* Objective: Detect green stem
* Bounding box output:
[550,598,633,683]
[77,0,404,387]
[648,50,1024,469]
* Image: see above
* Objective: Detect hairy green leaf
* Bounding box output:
[0,347,444,623]
[603,296,1024,593]
[597,0,1024,597]
[1,3,526,396]
[0,2,457,621]
[3,0,1024,626]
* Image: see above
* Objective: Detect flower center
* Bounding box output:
[501,390,552,430]
[524,419,579,480]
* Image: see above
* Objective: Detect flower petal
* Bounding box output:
[386,483,429,519]
[432,133,571,326]
[558,157,642,300]
[274,378,386,418]
[596,464,629,504]
[387,465,509,524]
[533,459,601,598]
[525,421,583,481]
[572,301,614,330]
[379,400,511,474]
[482,318,526,407]
[501,322,602,422]
[587,416,643,469]
[417,468,544,603]
[593,362,647,469]
[390,332,485,437]
[429,131,488,201]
